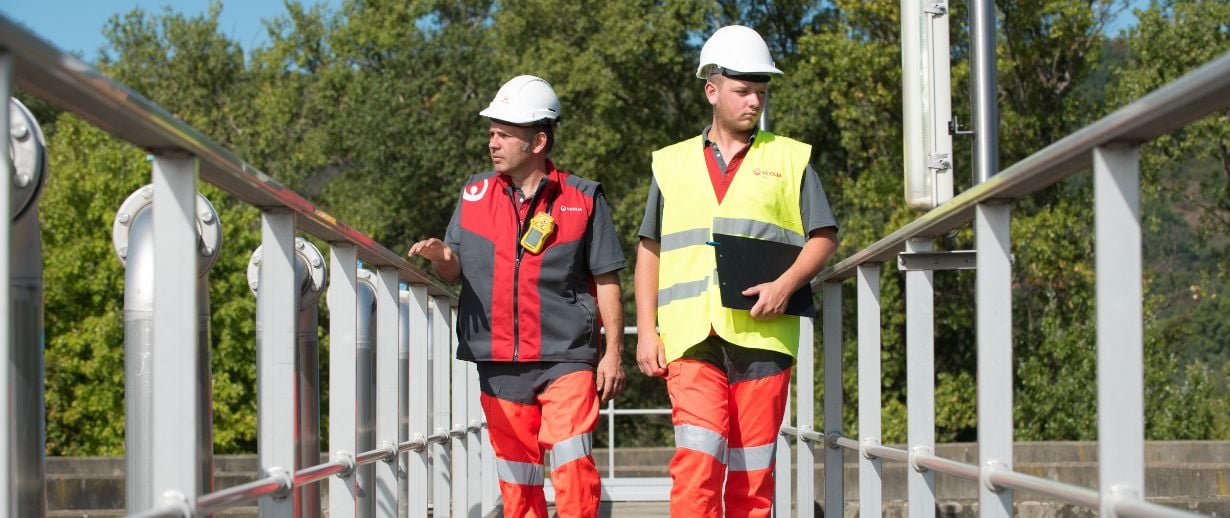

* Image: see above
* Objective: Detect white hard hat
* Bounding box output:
[696,25,783,79]
[479,75,562,125]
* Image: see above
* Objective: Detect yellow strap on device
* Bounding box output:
[520,212,556,254]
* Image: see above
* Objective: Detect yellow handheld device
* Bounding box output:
[520,212,556,254]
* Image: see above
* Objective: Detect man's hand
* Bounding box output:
[742,279,791,320]
[407,238,460,282]
[636,334,667,377]
[595,353,625,404]
[407,238,453,262]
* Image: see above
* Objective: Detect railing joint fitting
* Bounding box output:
[161,490,193,518]
[825,431,842,450]
[861,438,877,460]
[450,424,466,439]
[334,451,355,478]
[910,445,933,472]
[379,441,398,463]
[408,433,428,452]
[468,419,482,434]
[983,459,1009,493]
[267,467,294,499]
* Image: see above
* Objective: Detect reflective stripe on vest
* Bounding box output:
[551,433,592,471]
[651,130,811,362]
[674,423,728,463]
[727,442,776,471]
[496,459,545,486]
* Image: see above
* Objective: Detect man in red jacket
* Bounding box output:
[408,75,626,518]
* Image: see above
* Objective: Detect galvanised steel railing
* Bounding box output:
[774,36,1230,518]
[0,13,495,518]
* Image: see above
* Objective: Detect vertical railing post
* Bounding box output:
[356,269,378,518]
[430,295,453,518]
[464,306,482,518]
[774,389,792,516]
[149,153,201,512]
[398,287,411,518]
[976,202,1013,516]
[256,210,298,517]
[857,264,882,516]
[329,244,359,518]
[1094,145,1144,515]
[406,285,431,518]
[0,51,13,518]
[7,94,50,518]
[451,306,469,517]
[296,239,326,518]
[904,237,935,518]
[822,282,843,517]
[375,268,402,517]
[796,307,816,517]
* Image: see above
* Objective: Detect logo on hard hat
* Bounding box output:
[462,179,490,202]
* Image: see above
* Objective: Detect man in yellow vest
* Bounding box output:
[634,25,839,517]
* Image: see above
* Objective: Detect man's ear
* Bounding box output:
[704,80,720,106]
[532,130,550,154]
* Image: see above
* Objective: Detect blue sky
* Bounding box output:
[0,0,341,58]
[1,1,1146,60]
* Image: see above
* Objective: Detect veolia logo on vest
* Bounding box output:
[462,179,490,202]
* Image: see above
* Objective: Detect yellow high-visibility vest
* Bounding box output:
[651,130,812,362]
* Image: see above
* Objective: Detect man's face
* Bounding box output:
[706,75,768,133]
[487,121,546,174]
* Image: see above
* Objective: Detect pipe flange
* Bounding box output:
[247,238,328,310]
[8,98,48,222]
[112,184,222,275]
[983,459,1009,493]
[910,445,932,473]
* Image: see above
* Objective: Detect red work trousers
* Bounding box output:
[480,368,600,518]
[665,356,791,517]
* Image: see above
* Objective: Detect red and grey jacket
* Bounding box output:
[443,162,625,364]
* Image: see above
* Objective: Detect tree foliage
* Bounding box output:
[28,0,1229,454]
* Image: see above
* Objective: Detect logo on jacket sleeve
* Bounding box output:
[462,179,490,202]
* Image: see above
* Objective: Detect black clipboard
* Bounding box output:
[712,232,816,317]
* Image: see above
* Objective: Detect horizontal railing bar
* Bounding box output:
[864,443,908,462]
[196,474,289,514]
[812,50,1230,285]
[801,429,825,443]
[294,461,349,488]
[912,451,980,481]
[0,15,455,298]
[599,409,671,416]
[780,425,798,436]
[398,437,428,454]
[1114,497,1207,518]
[987,467,1099,508]
[834,436,859,451]
[354,447,394,466]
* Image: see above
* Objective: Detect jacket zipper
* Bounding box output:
[508,179,546,362]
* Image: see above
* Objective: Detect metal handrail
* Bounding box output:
[812,51,1230,285]
[196,471,291,514]
[911,450,980,481]
[0,15,455,298]
[294,460,350,488]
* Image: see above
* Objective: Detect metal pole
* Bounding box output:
[451,305,469,517]
[796,306,816,517]
[329,244,359,518]
[430,295,453,518]
[970,0,999,185]
[8,94,48,518]
[466,340,482,518]
[149,154,201,512]
[357,269,378,518]
[856,264,882,516]
[297,239,326,518]
[398,288,411,518]
[822,282,843,517]
[773,388,792,516]
[405,285,431,518]
[976,202,1013,516]
[375,268,401,518]
[0,54,11,518]
[904,237,935,518]
[256,210,298,517]
[1094,145,1144,514]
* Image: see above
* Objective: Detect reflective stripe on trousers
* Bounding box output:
[666,359,791,518]
[479,369,600,518]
